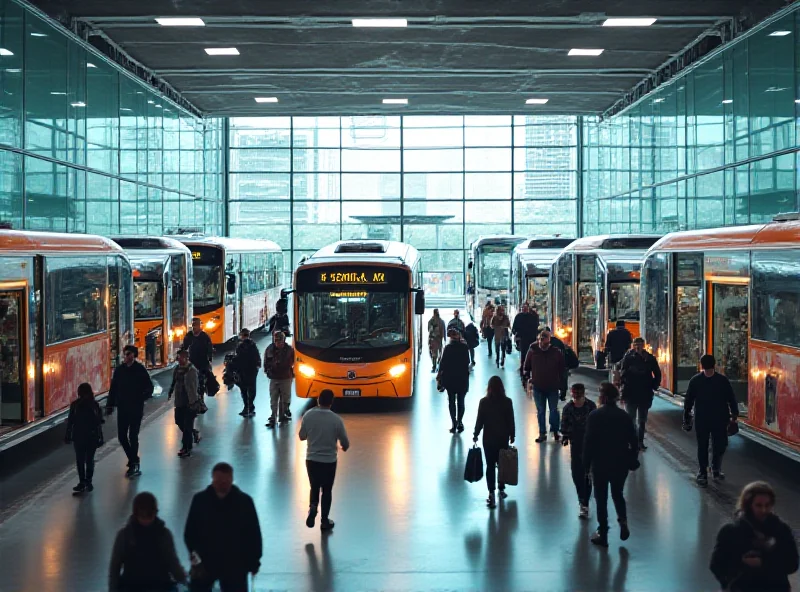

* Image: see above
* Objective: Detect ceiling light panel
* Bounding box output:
[382,98,408,104]
[568,48,604,56]
[0,48,14,56]
[768,31,791,37]
[603,18,657,27]
[352,18,407,28]
[71,102,86,107]
[722,99,733,104]
[525,98,549,104]
[255,97,279,103]
[204,47,239,56]
[156,18,205,26]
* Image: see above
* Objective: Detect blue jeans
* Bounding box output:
[533,388,560,436]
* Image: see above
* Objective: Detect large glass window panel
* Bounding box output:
[230,117,291,147]
[342,201,400,241]
[230,201,290,247]
[229,148,290,172]
[750,154,795,221]
[293,201,340,249]
[341,173,400,200]
[404,127,463,148]
[404,173,462,200]
[514,200,577,225]
[293,148,340,172]
[403,149,462,173]
[0,0,23,149]
[293,173,340,201]
[341,116,400,148]
[465,201,510,223]
[464,125,511,147]
[465,173,511,199]
[0,150,22,228]
[514,146,577,171]
[403,201,463,250]
[513,171,577,199]
[229,173,290,200]
[25,156,67,231]
[465,148,511,171]
[465,224,511,247]
[86,61,119,174]
[341,149,400,172]
[67,167,86,233]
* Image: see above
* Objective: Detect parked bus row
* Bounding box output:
[0,231,283,436]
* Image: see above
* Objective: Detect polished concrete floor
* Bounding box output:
[1,311,799,591]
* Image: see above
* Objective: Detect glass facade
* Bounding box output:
[0,0,224,235]
[229,116,579,294]
[583,9,800,235]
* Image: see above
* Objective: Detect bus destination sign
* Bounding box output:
[319,271,387,284]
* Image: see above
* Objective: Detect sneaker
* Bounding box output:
[239,407,249,416]
[498,489,508,500]
[579,504,589,520]
[712,470,725,481]
[320,519,335,531]
[85,483,94,492]
[306,508,317,528]
[639,442,648,452]
[696,471,708,487]
[553,432,561,442]
[619,520,630,541]
[125,466,137,478]
[535,434,547,443]
[178,448,191,458]
[285,409,292,420]
[486,492,497,509]
[266,417,276,429]
[449,424,457,434]
[131,463,141,477]
[590,530,609,547]
[457,422,464,433]
[72,482,86,492]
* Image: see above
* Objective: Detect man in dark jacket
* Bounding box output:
[604,320,633,369]
[523,330,566,443]
[583,382,639,547]
[106,345,154,478]
[264,331,295,428]
[183,317,213,380]
[184,462,262,592]
[464,322,479,368]
[235,328,261,418]
[267,297,291,337]
[544,326,570,399]
[561,383,597,519]
[682,354,739,487]
[620,337,662,451]
[437,328,471,434]
[512,303,539,380]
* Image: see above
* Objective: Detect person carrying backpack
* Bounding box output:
[64,382,104,494]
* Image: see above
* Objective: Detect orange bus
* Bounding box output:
[114,237,193,369]
[551,235,660,365]
[641,214,800,454]
[176,236,283,345]
[291,240,425,399]
[0,230,132,432]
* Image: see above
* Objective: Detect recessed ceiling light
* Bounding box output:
[603,18,657,27]
[568,48,604,56]
[382,98,408,105]
[147,100,155,104]
[653,97,665,103]
[5,68,21,73]
[765,87,788,93]
[0,48,14,56]
[120,108,132,111]
[71,101,86,107]
[50,91,67,95]
[204,47,239,56]
[156,17,205,27]
[722,99,733,104]
[154,104,162,108]
[769,30,791,37]
[352,18,407,28]
[795,99,800,104]
[87,62,97,68]
[525,98,549,105]
[30,32,47,37]
[255,97,279,103]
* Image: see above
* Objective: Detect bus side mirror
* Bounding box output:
[414,291,425,315]
[226,274,236,295]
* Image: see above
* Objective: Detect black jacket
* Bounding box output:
[683,372,739,428]
[267,312,291,337]
[710,514,799,592]
[182,330,213,371]
[65,397,104,445]
[234,338,261,383]
[184,485,262,575]
[464,324,480,349]
[437,340,470,394]
[605,327,633,364]
[473,396,515,449]
[560,398,597,452]
[620,349,661,405]
[583,404,638,474]
[109,517,186,592]
[107,361,154,414]
[511,311,539,343]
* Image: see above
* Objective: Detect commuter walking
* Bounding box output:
[437,327,471,434]
[234,328,261,418]
[267,297,291,338]
[604,320,632,378]
[473,376,515,509]
[710,481,799,592]
[169,349,199,458]
[427,309,446,372]
[464,322,480,368]
[299,389,350,531]
[512,303,539,380]
[561,383,597,519]
[184,463,262,591]
[583,382,639,547]
[64,383,104,494]
[682,354,739,487]
[109,492,187,592]
[480,300,496,358]
[544,326,571,399]
[491,305,511,368]
[182,317,213,444]
[264,330,295,428]
[523,330,566,443]
[619,337,661,451]
[106,344,154,477]
[448,309,466,337]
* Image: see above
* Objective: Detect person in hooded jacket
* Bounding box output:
[619,337,662,451]
[234,328,261,418]
[428,309,446,372]
[710,481,798,592]
[437,328,471,434]
[184,462,262,592]
[473,376,515,509]
[561,383,597,520]
[604,320,632,375]
[64,382,104,494]
[169,349,199,458]
[512,303,539,378]
[464,322,480,368]
[109,492,186,592]
[480,300,496,358]
[523,330,566,442]
[491,305,511,368]
[267,297,291,338]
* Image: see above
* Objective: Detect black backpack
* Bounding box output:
[565,346,580,370]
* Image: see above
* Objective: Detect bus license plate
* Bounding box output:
[343,389,361,397]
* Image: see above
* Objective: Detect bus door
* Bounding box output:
[674,253,704,394]
[0,286,26,425]
[576,254,598,364]
[708,280,750,409]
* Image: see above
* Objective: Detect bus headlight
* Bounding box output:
[389,363,407,378]
[298,363,316,378]
[205,316,220,331]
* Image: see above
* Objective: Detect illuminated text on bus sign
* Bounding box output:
[319,271,387,284]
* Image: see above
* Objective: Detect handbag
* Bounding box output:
[498,447,519,486]
[205,371,220,397]
[727,419,740,437]
[464,445,484,483]
[190,398,208,415]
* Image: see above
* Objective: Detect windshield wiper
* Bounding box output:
[323,336,350,350]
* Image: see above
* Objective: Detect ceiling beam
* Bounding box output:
[157,68,654,77]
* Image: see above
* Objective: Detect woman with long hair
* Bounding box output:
[491,305,511,368]
[473,376,515,508]
[64,382,104,494]
[710,481,798,591]
[480,300,495,358]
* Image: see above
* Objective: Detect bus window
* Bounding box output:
[752,250,800,349]
[576,255,597,363]
[675,253,703,393]
[193,264,222,313]
[134,282,164,320]
[712,283,749,410]
[479,248,512,292]
[170,254,188,329]
[642,253,669,376]
[46,257,108,344]
[609,283,640,322]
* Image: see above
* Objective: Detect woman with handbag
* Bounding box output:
[64,382,104,494]
[473,376,515,509]
[169,348,200,458]
[710,481,798,592]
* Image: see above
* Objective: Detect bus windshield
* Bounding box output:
[610,282,640,322]
[478,249,512,290]
[298,291,408,349]
[193,265,222,312]
[134,281,163,319]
